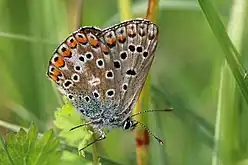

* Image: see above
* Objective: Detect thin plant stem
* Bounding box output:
[146,0,159,20]
[67,0,84,30]
[135,0,159,165]
[92,134,100,165]
[75,0,84,29]
[118,0,132,21]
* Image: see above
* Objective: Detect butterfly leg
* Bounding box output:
[69,121,95,131]
[79,129,106,151]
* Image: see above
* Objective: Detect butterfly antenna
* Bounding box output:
[134,120,164,145]
[69,121,93,131]
[131,108,173,118]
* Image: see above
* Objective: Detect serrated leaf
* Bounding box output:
[53,98,93,154]
[0,123,62,165]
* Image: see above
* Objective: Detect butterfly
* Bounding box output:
[47,18,164,150]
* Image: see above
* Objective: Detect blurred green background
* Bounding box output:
[1,0,248,165]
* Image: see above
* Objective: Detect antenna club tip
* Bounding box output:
[158,140,164,145]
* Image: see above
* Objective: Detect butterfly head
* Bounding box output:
[122,117,138,130]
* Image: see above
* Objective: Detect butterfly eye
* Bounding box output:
[123,120,131,130]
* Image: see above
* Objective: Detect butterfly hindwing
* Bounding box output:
[47,27,121,119]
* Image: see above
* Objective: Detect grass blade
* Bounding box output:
[209,0,247,164]
[198,0,248,104]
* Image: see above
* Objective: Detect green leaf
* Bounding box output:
[0,124,62,165]
[53,98,93,155]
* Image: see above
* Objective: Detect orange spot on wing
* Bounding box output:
[61,49,72,57]
[52,68,61,77]
[48,65,63,83]
[128,31,136,37]
[52,56,65,68]
[49,74,58,82]
[107,38,116,45]
[88,37,99,47]
[67,39,77,48]
[75,33,87,44]
[106,38,116,48]
[118,35,126,42]
[102,45,109,54]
